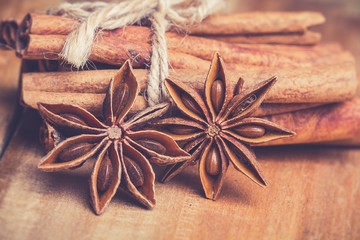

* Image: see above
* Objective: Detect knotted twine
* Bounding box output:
[46,0,223,106]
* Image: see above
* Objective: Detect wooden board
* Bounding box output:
[0,50,22,157]
[1,109,360,240]
[0,0,360,239]
[0,0,64,158]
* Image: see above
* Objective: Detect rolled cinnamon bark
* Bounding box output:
[36,59,122,72]
[16,30,354,69]
[21,63,358,110]
[18,13,78,36]
[203,31,321,45]
[21,12,325,36]
[38,43,348,71]
[17,34,211,70]
[243,42,343,58]
[186,12,325,35]
[258,98,360,146]
[21,90,324,118]
[30,41,350,72]
[23,91,148,116]
[16,14,333,68]
[164,32,341,67]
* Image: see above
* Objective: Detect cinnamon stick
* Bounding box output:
[36,42,349,72]
[21,64,358,110]
[17,14,334,68]
[22,12,325,36]
[165,32,338,67]
[257,98,360,146]
[22,90,323,119]
[22,91,147,116]
[17,34,211,70]
[36,59,122,72]
[21,63,324,116]
[186,12,325,35]
[30,41,352,74]
[18,13,79,36]
[17,30,355,70]
[204,31,321,45]
[242,42,343,58]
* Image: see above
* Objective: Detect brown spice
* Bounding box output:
[259,98,360,146]
[21,59,358,114]
[152,53,295,199]
[37,60,189,215]
[16,23,334,68]
[186,12,325,35]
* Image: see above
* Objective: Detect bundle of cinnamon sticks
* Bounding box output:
[1,11,359,146]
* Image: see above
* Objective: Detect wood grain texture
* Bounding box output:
[0,0,66,159]
[0,110,360,240]
[0,50,22,158]
[0,0,360,239]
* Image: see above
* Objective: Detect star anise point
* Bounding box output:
[37,62,189,214]
[153,52,295,200]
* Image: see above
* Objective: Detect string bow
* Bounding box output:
[47,0,222,105]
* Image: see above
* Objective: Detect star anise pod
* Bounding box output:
[37,61,189,214]
[152,53,295,200]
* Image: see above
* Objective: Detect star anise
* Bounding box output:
[152,53,295,200]
[37,60,189,214]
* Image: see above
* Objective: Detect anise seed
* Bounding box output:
[57,142,94,162]
[229,145,251,166]
[181,92,203,116]
[39,122,64,152]
[60,113,87,125]
[97,154,113,192]
[233,124,266,138]
[137,139,166,154]
[211,79,225,113]
[232,94,257,117]
[205,145,221,176]
[39,122,50,151]
[113,83,129,117]
[124,155,144,187]
[168,125,197,135]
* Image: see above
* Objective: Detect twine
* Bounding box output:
[47,0,223,106]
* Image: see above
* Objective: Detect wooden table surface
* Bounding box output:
[0,1,359,240]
